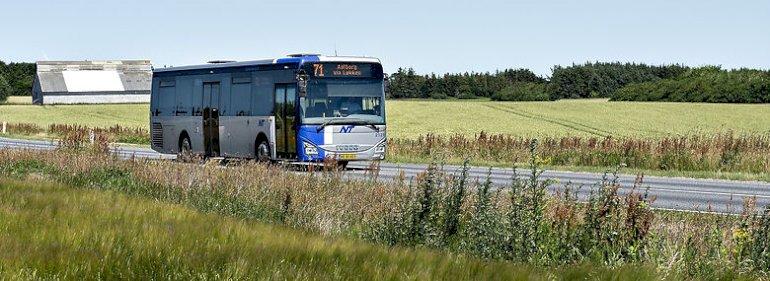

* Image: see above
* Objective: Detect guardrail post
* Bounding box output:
[89,130,95,144]
[2,122,5,134]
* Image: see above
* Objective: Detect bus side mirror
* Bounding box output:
[297,71,309,97]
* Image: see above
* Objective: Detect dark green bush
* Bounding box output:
[492,82,550,101]
[430,91,448,99]
[548,62,688,100]
[612,68,770,103]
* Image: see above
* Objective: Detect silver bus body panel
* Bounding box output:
[151,115,275,158]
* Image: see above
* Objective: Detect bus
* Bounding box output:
[150,54,387,167]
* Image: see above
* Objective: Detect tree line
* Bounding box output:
[1,60,768,103]
[0,61,35,102]
[387,68,546,100]
[389,62,770,103]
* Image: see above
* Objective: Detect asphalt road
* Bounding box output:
[2,136,769,214]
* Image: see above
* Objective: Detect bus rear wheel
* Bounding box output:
[178,136,193,162]
[255,139,271,162]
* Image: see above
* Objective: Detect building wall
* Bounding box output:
[41,94,150,105]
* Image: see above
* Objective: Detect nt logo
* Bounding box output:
[339,125,355,133]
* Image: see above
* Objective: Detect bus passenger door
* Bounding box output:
[274,84,297,158]
[202,82,221,157]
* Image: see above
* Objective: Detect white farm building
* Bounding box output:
[32,60,152,105]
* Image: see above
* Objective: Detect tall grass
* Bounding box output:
[0,145,769,278]
[2,120,769,177]
[48,124,148,144]
[0,122,149,144]
[389,131,770,174]
[3,179,588,280]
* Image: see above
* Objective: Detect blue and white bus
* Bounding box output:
[150,54,387,167]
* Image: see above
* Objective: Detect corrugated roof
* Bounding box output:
[34,60,152,94]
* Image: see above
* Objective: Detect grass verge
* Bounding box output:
[0,179,662,280]
[0,148,768,279]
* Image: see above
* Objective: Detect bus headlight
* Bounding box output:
[374,143,386,153]
[304,142,318,155]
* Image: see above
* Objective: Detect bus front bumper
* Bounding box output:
[300,141,386,162]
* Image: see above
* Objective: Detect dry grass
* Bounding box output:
[3,96,31,105]
[389,132,770,175]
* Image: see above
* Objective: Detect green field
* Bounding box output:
[0,102,148,129]
[387,99,770,138]
[0,179,657,280]
[2,98,769,138]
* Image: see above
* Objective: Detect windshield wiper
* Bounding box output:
[316,118,338,132]
[365,124,380,132]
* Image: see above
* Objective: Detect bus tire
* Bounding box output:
[178,134,193,162]
[255,138,271,162]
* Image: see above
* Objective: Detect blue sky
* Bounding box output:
[1,0,768,76]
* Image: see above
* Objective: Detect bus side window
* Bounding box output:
[158,79,176,116]
[175,77,192,116]
[231,75,252,116]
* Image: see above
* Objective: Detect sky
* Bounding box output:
[1,0,768,76]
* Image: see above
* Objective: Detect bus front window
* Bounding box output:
[300,79,384,125]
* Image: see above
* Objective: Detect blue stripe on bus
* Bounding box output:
[275,55,321,65]
[297,125,325,161]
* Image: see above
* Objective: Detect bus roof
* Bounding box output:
[154,55,381,73]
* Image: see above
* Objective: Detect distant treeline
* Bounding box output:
[0,61,35,102]
[389,62,770,103]
[1,60,768,103]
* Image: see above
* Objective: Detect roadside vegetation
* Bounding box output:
[389,131,770,180]
[1,180,574,280]
[1,141,769,279]
[0,122,147,144]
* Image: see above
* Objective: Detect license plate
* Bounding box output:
[339,153,357,160]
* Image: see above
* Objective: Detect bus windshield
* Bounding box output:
[300,78,385,125]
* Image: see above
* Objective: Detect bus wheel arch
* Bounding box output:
[255,133,270,162]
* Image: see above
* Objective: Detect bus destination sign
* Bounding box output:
[312,63,373,78]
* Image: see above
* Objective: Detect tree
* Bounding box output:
[0,61,36,96]
[0,74,12,103]
[388,68,424,99]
